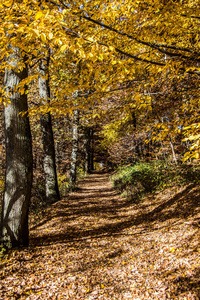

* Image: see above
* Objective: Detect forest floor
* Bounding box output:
[0,172,200,300]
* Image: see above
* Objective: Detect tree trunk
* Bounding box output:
[83,127,95,174]
[39,55,60,204]
[69,109,79,186]
[170,140,177,164]
[1,49,33,247]
[83,127,91,174]
[90,128,94,171]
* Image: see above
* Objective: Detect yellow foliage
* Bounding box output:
[0,0,199,159]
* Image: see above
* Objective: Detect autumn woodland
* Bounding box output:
[0,0,200,299]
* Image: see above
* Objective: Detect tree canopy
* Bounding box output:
[0,0,199,157]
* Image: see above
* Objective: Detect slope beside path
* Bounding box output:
[1,172,200,299]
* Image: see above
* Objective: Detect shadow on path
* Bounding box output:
[30,173,200,246]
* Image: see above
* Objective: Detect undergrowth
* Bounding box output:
[111,160,200,201]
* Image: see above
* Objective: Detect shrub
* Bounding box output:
[111,160,200,200]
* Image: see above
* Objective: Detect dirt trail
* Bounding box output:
[1,172,200,299]
[30,172,121,245]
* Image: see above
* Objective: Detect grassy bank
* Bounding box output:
[111,160,200,200]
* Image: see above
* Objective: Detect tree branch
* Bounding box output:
[61,23,165,66]
[82,15,200,62]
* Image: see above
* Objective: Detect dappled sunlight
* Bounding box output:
[1,173,199,299]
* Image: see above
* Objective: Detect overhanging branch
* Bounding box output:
[57,0,200,62]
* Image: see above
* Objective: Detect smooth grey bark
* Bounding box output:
[39,55,60,204]
[170,140,177,164]
[83,127,91,174]
[0,49,33,247]
[69,109,79,186]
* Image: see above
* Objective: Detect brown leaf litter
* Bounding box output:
[0,172,200,299]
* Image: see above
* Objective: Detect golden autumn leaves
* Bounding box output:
[0,0,200,159]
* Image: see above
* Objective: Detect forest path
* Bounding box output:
[1,172,200,299]
[30,172,123,245]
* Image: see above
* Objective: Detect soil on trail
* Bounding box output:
[1,172,200,300]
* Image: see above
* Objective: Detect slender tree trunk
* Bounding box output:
[83,127,95,174]
[170,139,177,164]
[135,142,141,159]
[69,109,79,186]
[90,128,94,171]
[39,54,60,204]
[0,48,33,247]
[83,127,91,174]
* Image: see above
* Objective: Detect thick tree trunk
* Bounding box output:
[39,56,60,204]
[69,109,79,186]
[0,49,33,247]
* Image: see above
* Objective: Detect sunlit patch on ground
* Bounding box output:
[0,172,199,299]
